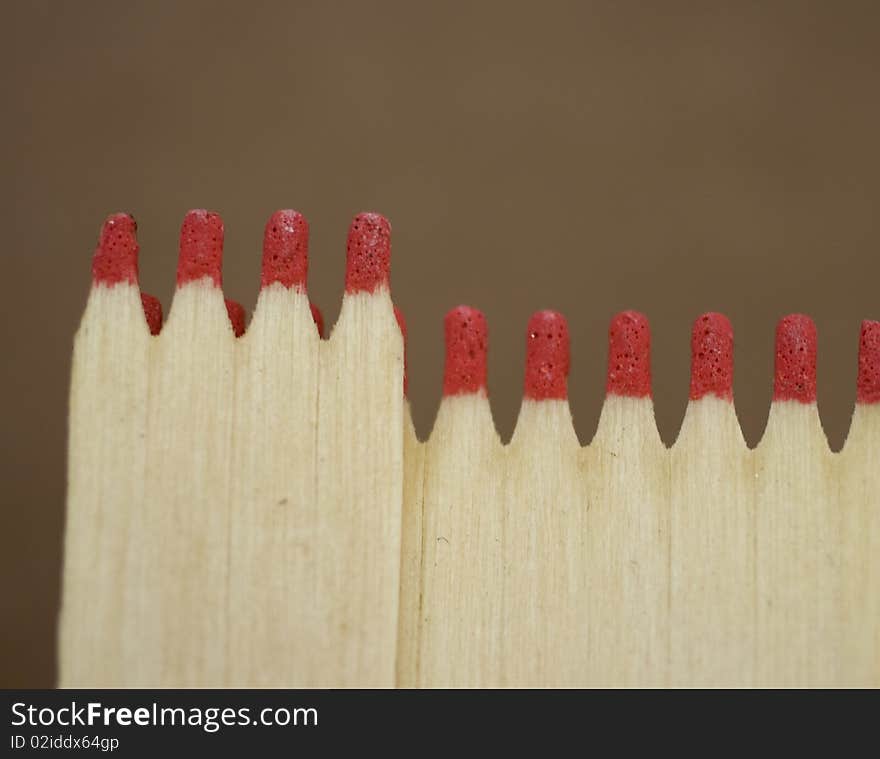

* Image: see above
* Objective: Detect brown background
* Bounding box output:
[1,1,878,687]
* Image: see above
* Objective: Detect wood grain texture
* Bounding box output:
[417,394,503,687]
[582,396,670,687]
[129,281,236,686]
[670,397,755,686]
[60,284,150,687]
[312,290,404,687]
[501,399,584,686]
[61,308,878,687]
[755,402,840,686]
[395,405,424,687]
[227,285,319,686]
[839,404,880,686]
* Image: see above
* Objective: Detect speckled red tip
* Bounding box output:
[177,209,223,287]
[345,212,391,293]
[689,312,734,401]
[773,314,817,403]
[310,303,325,338]
[606,311,651,398]
[225,298,246,337]
[92,213,139,285]
[262,210,308,290]
[856,320,880,404]
[443,306,488,397]
[524,310,570,401]
[140,293,163,336]
[394,305,408,396]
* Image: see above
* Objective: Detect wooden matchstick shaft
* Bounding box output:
[61,211,880,688]
[60,279,151,686]
[311,215,404,687]
[670,315,755,685]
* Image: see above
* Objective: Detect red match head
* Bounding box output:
[177,209,224,287]
[345,212,391,293]
[261,210,309,291]
[140,293,163,336]
[773,314,817,403]
[394,305,408,396]
[689,312,734,401]
[606,311,651,398]
[857,319,880,404]
[524,310,570,401]
[443,306,488,397]
[92,213,139,286]
[310,302,325,338]
[225,298,246,338]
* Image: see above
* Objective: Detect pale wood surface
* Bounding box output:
[501,399,583,686]
[60,284,150,687]
[417,394,504,687]
[226,285,319,686]
[62,295,878,687]
[312,290,404,687]
[395,405,425,688]
[128,281,236,686]
[839,404,880,686]
[582,396,670,687]
[755,401,840,686]
[670,397,755,686]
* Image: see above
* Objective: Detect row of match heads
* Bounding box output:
[91,210,880,406]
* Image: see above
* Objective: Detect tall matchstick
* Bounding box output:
[501,311,584,686]
[312,213,404,686]
[755,315,839,686]
[60,214,153,686]
[128,210,237,686]
[227,211,321,686]
[584,311,669,686]
[669,313,755,685]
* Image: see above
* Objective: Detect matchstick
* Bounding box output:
[754,315,839,686]
[501,311,585,686]
[839,320,880,686]
[583,311,670,687]
[61,209,879,688]
[60,214,153,686]
[669,313,755,686]
[226,211,321,686]
[312,213,404,687]
[126,211,238,686]
[417,306,504,687]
